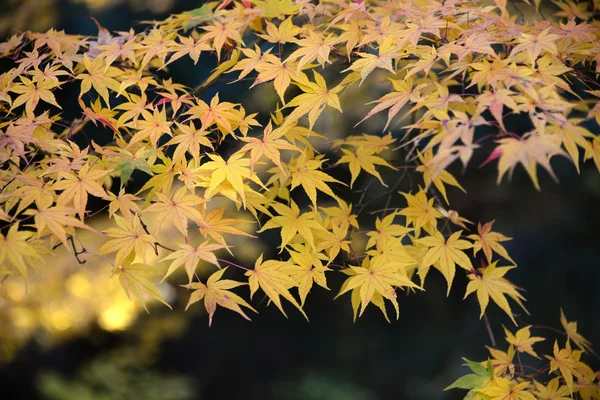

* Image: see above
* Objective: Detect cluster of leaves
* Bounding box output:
[447,310,599,399]
[0,0,599,392]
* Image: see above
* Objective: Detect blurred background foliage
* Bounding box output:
[0,1,599,399]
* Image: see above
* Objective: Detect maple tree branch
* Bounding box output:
[217,258,250,271]
[483,313,496,347]
[67,235,87,265]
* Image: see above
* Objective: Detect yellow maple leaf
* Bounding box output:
[399,189,442,235]
[546,340,584,392]
[24,199,91,246]
[202,20,245,61]
[10,75,62,115]
[144,186,205,239]
[464,261,528,325]
[503,325,545,358]
[258,201,324,252]
[560,309,596,356]
[282,70,342,134]
[113,254,171,312]
[97,214,155,266]
[127,107,172,148]
[53,162,108,221]
[487,345,516,376]
[245,254,307,319]
[476,377,535,400]
[285,31,335,72]
[77,55,122,106]
[337,255,421,319]
[160,241,224,283]
[198,153,258,206]
[283,244,330,305]
[468,220,515,265]
[419,230,473,294]
[238,121,299,173]
[510,28,562,66]
[0,223,44,277]
[355,77,425,131]
[337,146,396,188]
[495,133,569,191]
[288,153,343,208]
[183,267,257,326]
[366,212,412,250]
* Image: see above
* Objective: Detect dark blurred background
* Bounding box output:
[0,1,599,399]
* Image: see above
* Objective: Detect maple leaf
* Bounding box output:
[494,133,569,191]
[546,117,594,172]
[343,35,398,85]
[202,20,245,61]
[183,267,257,326]
[337,146,396,188]
[286,31,335,72]
[337,255,421,319]
[288,154,343,208]
[439,34,497,62]
[164,35,210,66]
[419,231,473,294]
[166,122,214,163]
[464,262,528,325]
[53,162,108,220]
[107,189,141,220]
[144,186,205,239]
[546,341,584,392]
[403,45,439,81]
[366,212,412,250]
[0,223,44,277]
[320,200,359,231]
[258,18,300,44]
[161,241,224,283]
[251,0,300,19]
[127,107,173,148]
[416,150,465,204]
[399,189,442,235]
[533,378,571,400]
[283,245,330,305]
[316,222,351,263]
[24,200,90,246]
[245,254,307,319]
[238,121,299,173]
[77,55,122,106]
[185,92,238,134]
[136,29,176,69]
[98,214,155,266]
[198,206,256,250]
[560,309,596,356]
[251,57,301,105]
[198,153,258,206]
[282,70,342,134]
[510,28,562,66]
[10,75,63,116]
[503,326,545,358]
[113,257,171,311]
[476,378,535,400]
[228,45,273,82]
[258,201,323,252]
[468,220,515,265]
[355,78,425,131]
[487,345,516,376]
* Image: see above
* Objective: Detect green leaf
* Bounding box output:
[444,374,487,391]
[114,156,154,189]
[463,357,487,376]
[184,4,215,30]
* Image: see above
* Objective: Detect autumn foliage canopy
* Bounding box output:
[1,0,599,397]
